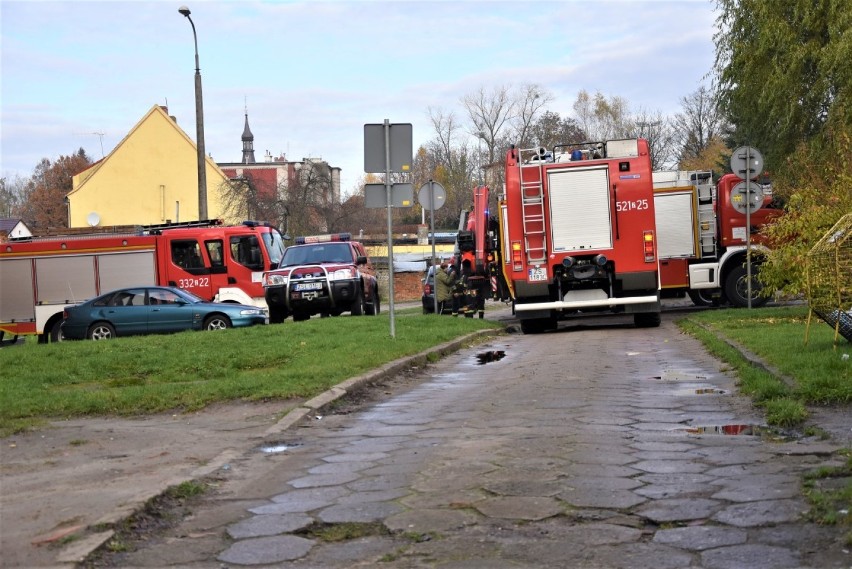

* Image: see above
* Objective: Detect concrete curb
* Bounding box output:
[59,327,502,566]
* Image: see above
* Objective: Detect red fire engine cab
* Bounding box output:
[653,170,780,307]
[497,139,661,333]
[0,220,285,343]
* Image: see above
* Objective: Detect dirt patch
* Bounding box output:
[0,358,435,569]
[0,399,297,568]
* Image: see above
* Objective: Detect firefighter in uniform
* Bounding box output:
[459,254,488,319]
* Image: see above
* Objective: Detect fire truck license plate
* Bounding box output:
[528,267,547,282]
[294,282,322,291]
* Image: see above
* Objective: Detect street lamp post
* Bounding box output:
[178,5,208,220]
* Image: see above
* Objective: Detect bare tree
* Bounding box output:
[629,108,677,171]
[528,110,586,150]
[513,84,553,148]
[218,173,289,232]
[573,90,632,141]
[673,86,727,166]
[427,107,462,173]
[463,85,515,172]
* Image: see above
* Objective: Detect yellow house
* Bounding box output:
[68,105,234,228]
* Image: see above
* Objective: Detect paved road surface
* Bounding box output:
[98,308,850,568]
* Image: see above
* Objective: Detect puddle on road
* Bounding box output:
[675,424,801,441]
[651,371,709,382]
[258,441,301,454]
[670,387,728,396]
[476,350,506,365]
[681,424,767,436]
[694,388,727,395]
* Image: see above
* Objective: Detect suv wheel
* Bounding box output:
[351,284,364,316]
[365,285,380,315]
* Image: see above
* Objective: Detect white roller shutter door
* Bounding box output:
[548,166,612,252]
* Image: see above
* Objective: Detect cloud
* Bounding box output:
[2,0,717,196]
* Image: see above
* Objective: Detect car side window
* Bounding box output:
[148,289,181,305]
[123,289,146,306]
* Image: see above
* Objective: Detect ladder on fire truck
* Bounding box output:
[518,148,548,264]
[14,219,225,242]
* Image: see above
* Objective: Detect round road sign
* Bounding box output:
[730,146,764,181]
[730,181,765,215]
[418,182,446,210]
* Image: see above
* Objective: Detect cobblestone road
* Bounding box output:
[107,311,850,569]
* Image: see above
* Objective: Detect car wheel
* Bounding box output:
[203,314,231,330]
[50,319,65,343]
[88,322,115,340]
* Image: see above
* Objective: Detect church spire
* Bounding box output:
[241,100,256,164]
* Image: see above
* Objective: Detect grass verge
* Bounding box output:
[677,305,851,426]
[678,304,851,536]
[0,309,501,436]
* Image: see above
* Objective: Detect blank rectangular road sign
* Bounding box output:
[365,183,413,208]
[364,123,413,173]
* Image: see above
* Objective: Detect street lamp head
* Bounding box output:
[178,6,191,17]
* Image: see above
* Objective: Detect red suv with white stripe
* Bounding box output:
[262,233,380,322]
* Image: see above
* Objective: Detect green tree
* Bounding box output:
[713,0,852,172]
[758,122,852,296]
[0,175,26,218]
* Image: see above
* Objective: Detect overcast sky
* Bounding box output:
[1,0,718,196]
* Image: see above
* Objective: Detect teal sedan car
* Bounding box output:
[61,286,268,340]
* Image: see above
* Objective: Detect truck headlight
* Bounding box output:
[265,274,288,286]
[329,268,356,280]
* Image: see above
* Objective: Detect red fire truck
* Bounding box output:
[653,170,780,307]
[495,139,661,333]
[0,220,286,343]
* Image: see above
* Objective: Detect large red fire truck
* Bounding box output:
[0,220,286,343]
[494,139,661,333]
[653,170,780,307]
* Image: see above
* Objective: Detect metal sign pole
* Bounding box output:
[430,180,438,315]
[384,119,396,338]
[745,147,752,309]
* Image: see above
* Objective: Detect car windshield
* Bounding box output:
[281,243,353,266]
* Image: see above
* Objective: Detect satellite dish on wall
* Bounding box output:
[87,212,101,227]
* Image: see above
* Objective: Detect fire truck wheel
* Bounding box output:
[687,289,720,307]
[87,322,116,340]
[634,312,662,328]
[520,317,556,334]
[724,265,769,308]
[351,284,365,316]
[203,315,232,331]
